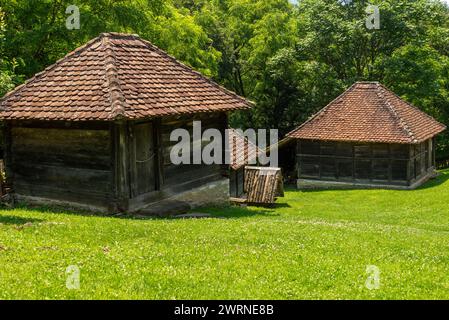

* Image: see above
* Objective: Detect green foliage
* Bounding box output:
[0,0,219,78]
[381,44,448,114]
[0,0,448,156]
[189,0,449,148]
[0,8,16,96]
[1,170,449,299]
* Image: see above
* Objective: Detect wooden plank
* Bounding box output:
[12,151,111,170]
[14,182,112,208]
[12,127,111,155]
[7,122,114,208]
[154,118,164,190]
[132,121,156,196]
[245,167,283,204]
[229,170,237,197]
[10,120,110,130]
[3,122,13,187]
[230,197,247,204]
[113,121,131,210]
[13,163,111,193]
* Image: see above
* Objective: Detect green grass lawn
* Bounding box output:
[1,171,449,300]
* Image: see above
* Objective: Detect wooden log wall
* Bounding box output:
[160,113,227,193]
[9,121,112,207]
[297,140,413,186]
[229,167,245,198]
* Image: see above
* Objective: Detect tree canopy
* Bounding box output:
[0,0,448,156]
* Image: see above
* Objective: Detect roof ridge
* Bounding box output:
[100,32,140,39]
[286,82,356,137]
[286,81,446,144]
[375,84,417,143]
[101,34,126,120]
[0,33,251,121]
[378,83,447,130]
[355,81,380,84]
[135,36,254,108]
[0,36,101,105]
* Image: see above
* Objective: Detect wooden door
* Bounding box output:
[132,122,156,196]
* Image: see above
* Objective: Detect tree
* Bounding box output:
[0,7,16,97]
[1,0,449,157]
[381,43,449,158]
[0,0,219,78]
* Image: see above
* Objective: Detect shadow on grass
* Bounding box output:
[272,202,291,208]
[0,201,280,221]
[194,204,280,219]
[415,171,449,190]
[0,214,44,225]
[0,202,123,220]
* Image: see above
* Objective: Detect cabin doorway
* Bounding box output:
[131,122,157,196]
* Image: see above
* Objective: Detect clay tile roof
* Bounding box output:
[287,82,446,144]
[228,128,263,170]
[0,33,252,121]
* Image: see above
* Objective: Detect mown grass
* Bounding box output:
[0,170,448,300]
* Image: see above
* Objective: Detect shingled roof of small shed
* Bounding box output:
[287,82,446,144]
[228,128,263,170]
[0,33,251,121]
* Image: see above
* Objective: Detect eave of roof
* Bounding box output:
[0,33,252,121]
[286,82,446,144]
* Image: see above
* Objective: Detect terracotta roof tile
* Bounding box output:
[287,82,446,144]
[228,128,263,170]
[0,33,251,121]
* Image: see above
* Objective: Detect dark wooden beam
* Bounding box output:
[113,120,130,211]
[3,121,13,193]
[154,118,164,191]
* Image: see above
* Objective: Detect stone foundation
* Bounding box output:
[13,194,110,213]
[297,171,436,191]
[13,179,230,214]
[167,178,230,208]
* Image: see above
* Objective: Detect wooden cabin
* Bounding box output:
[286,82,446,189]
[0,33,251,212]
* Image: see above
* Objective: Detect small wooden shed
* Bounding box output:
[244,166,284,205]
[286,82,446,189]
[0,33,251,212]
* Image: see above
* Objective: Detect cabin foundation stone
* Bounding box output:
[168,179,230,208]
[297,169,436,190]
[14,194,110,213]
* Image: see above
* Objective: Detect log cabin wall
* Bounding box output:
[297,139,435,186]
[126,112,228,211]
[229,167,245,198]
[121,119,160,211]
[6,121,113,209]
[160,112,227,193]
[4,112,229,213]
